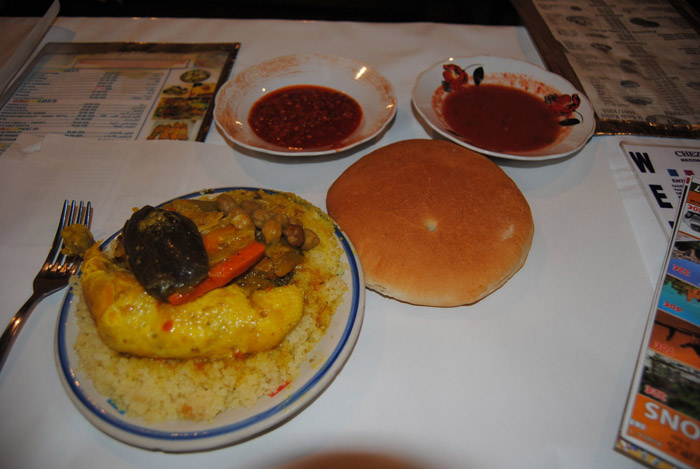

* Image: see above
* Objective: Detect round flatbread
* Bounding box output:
[326,139,534,306]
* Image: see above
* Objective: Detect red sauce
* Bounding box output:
[442,84,561,153]
[249,85,362,150]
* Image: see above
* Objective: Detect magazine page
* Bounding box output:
[617,177,700,468]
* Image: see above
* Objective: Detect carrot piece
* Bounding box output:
[201,225,238,253]
[268,380,291,397]
[168,277,219,305]
[167,241,266,305]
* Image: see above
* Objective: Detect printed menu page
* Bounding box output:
[617,177,700,469]
[0,42,239,154]
[512,0,700,138]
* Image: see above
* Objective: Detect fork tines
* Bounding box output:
[45,200,92,274]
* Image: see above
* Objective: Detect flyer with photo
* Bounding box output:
[622,141,700,238]
[617,177,700,468]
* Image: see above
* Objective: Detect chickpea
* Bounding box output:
[283,223,305,247]
[216,193,237,214]
[240,200,262,215]
[273,212,288,227]
[262,218,282,244]
[302,228,320,250]
[231,212,254,230]
[252,208,272,228]
[228,206,247,217]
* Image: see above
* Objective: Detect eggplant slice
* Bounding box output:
[123,205,209,301]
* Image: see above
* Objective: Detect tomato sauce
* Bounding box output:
[248,85,362,150]
[442,84,561,153]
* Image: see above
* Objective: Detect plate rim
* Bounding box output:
[213,53,397,157]
[411,55,596,161]
[54,187,365,451]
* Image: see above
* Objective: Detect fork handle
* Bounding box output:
[0,292,44,373]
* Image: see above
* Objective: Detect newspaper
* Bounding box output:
[522,0,700,137]
[617,177,700,468]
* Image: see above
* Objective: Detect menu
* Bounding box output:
[512,0,700,138]
[622,141,700,238]
[617,177,700,468]
[0,42,239,154]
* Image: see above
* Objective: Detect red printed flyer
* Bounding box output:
[617,177,700,468]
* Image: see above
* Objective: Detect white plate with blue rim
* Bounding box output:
[55,187,365,452]
[412,55,596,161]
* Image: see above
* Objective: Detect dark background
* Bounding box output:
[0,0,522,25]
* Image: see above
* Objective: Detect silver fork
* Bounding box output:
[0,200,92,373]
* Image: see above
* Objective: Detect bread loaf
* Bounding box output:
[326,139,533,306]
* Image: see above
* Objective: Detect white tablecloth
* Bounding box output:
[0,16,679,468]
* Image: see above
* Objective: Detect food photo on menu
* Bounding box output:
[1,2,699,467]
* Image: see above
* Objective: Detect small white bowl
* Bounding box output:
[214,54,396,156]
[412,56,596,161]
